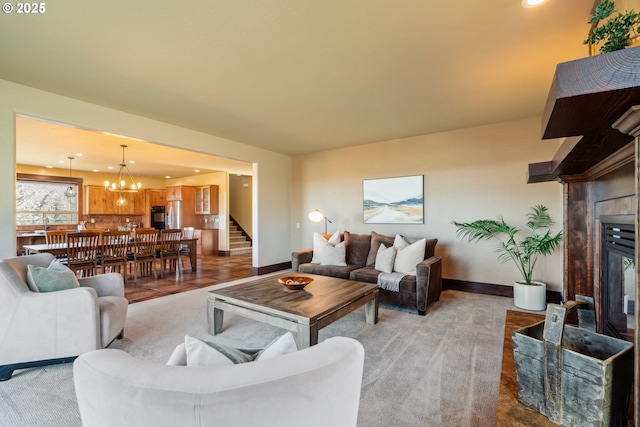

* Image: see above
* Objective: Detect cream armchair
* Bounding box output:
[0,253,128,380]
[74,336,365,427]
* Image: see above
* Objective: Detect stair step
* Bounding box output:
[229,247,252,256]
[229,218,251,250]
[230,242,251,248]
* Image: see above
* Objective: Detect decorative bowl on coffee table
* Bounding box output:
[278,276,313,290]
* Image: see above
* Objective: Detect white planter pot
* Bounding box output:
[513,280,547,311]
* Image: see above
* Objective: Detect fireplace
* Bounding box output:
[527,47,640,425]
[603,222,636,341]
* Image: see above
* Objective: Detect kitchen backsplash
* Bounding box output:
[195,214,219,230]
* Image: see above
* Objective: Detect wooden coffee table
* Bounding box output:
[207,273,380,348]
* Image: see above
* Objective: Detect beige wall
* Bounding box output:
[291,117,565,291]
[1,79,291,268]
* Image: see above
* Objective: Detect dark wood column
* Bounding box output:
[561,180,592,302]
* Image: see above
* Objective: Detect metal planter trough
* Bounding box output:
[512,299,634,426]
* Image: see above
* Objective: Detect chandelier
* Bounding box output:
[64,156,77,198]
[104,145,142,192]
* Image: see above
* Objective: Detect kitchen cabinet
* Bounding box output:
[181,186,196,227]
[195,185,218,214]
[146,189,166,207]
[118,191,145,215]
[200,229,218,256]
[86,186,106,215]
[166,186,182,201]
[85,185,145,215]
[86,186,117,215]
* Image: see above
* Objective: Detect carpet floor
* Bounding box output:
[0,276,521,427]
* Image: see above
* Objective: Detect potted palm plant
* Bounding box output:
[452,205,563,311]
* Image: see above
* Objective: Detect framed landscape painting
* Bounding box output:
[363,175,424,224]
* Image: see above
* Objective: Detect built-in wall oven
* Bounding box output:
[150,205,166,230]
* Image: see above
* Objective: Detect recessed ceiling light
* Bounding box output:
[107,166,114,170]
[92,169,100,173]
[521,0,547,7]
[129,160,135,164]
[76,152,83,157]
[165,175,171,179]
[45,165,53,169]
[194,169,200,173]
[58,160,65,164]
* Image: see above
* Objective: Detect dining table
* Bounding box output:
[23,237,200,272]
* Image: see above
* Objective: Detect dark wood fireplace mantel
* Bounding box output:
[528,47,640,183]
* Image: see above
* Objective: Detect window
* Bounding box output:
[16,177,80,226]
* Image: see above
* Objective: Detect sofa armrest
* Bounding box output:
[79,273,125,298]
[415,255,442,314]
[291,249,313,272]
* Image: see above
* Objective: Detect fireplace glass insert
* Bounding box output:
[603,223,635,341]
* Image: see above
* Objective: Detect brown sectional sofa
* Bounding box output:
[291,231,442,315]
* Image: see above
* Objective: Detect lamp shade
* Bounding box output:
[521,0,547,8]
[308,209,324,222]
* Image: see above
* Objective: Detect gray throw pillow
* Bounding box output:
[26,259,80,293]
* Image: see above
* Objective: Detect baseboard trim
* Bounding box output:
[443,278,563,304]
[252,261,292,276]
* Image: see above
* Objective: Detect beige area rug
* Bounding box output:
[0,276,520,427]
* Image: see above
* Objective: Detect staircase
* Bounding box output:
[229,217,252,256]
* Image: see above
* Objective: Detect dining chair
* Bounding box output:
[128,229,158,280]
[157,228,182,277]
[45,230,70,259]
[98,231,129,281]
[45,230,69,245]
[179,227,195,270]
[81,228,105,235]
[134,227,157,234]
[66,232,101,277]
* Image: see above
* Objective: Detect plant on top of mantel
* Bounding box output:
[452,205,563,311]
[584,0,640,53]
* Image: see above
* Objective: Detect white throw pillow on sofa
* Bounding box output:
[311,231,341,264]
[184,332,298,367]
[254,332,298,360]
[393,235,426,276]
[374,244,396,274]
[320,242,347,266]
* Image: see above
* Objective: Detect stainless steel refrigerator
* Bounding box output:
[166,200,182,230]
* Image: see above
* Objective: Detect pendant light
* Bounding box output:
[64,157,77,198]
[104,144,142,192]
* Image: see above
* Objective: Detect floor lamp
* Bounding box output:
[308,209,332,234]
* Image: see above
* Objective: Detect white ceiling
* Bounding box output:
[3,0,596,176]
[15,115,254,179]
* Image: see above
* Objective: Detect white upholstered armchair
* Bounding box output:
[0,253,128,380]
[74,336,365,427]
